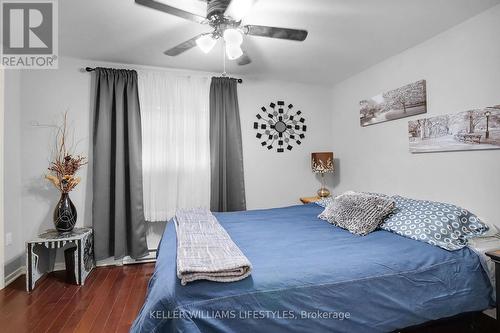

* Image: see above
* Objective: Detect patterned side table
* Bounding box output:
[26,227,95,292]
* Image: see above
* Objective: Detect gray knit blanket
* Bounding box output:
[174,208,252,285]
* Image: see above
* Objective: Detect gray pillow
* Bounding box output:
[319,191,395,236]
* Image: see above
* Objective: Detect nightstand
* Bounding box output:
[26,228,95,292]
[300,196,321,204]
[485,250,500,321]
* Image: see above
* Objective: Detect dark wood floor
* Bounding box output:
[0,263,154,333]
[0,263,497,333]
[400,312,498,333]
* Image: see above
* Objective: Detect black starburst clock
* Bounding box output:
[253,101,306,153]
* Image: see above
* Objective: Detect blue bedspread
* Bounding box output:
[131,204,493,333]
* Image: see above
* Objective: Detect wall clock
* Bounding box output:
[253,100,306,153]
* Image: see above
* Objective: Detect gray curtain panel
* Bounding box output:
[210,77,246,212]
[92,68,148,260]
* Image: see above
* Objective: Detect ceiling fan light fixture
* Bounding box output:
[226,44,244,60]
[196,34,217,53]
[223,28,243,46]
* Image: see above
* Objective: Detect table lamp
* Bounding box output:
[311,152,334,197]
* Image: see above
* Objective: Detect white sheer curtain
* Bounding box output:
[138,70,211,222]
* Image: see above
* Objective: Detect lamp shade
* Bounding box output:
[311,152,334,173]
[196,34,217,54]
[226,44,243,60]
[223,28,243,46]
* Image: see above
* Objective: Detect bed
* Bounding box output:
[131,204,493,333]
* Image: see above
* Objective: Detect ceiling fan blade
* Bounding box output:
[164,34,203,56]
[237,51,252,66]
[244,25,308,41]
[135,0,206,24]
[224,0,258,21]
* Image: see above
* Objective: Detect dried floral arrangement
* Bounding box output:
[45,113,87,193]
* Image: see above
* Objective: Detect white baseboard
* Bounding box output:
[4,262,68,287]
[4,250,157,287]
[5,266,25,287]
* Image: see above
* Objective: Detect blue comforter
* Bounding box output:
[131,204,493,333]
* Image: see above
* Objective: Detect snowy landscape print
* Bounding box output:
[409,106,500,153]
[360,80,427,127]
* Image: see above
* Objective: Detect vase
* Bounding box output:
[53,193,77,233]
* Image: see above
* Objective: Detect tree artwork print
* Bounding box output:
[408,106,500,153]
[360,80,427,126]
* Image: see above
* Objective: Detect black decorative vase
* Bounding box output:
[53,193,77,233]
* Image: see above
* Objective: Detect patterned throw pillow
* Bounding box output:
[319,191,395,236]
[380,196,489,251]
[315,196,334,208]
[318,192,392,221]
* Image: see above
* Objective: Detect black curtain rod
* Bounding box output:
[218,76,243,84]
[85,67,243,83]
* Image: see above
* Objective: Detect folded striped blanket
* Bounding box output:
[174,208,252,285]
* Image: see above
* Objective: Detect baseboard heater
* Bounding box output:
[95,249,158,267]
[122,249,157,265]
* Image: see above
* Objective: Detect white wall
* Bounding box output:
[239,79,333,209]
[19,60,93,240]
[3,70,24,277]
[3,57,333,274]
[0,66,5,288]
[330,5,500,227]
[3,60,93,278]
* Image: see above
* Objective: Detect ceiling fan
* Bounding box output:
[135,0,308,65]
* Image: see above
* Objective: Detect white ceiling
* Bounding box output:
[60,0,500,85]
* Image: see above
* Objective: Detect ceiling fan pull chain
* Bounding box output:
[222,39,227,77]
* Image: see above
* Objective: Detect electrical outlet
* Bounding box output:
[6,232,12,246]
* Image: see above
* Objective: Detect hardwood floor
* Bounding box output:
[0,263,154,333]
[0,262,497,333]
[400,312,498,333]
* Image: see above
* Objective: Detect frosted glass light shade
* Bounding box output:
[196,34,217,53]
[223,28,243,46]
[226,44,243,60]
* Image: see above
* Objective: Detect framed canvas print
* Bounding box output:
[408,106,500,153]
[360,80,427,127]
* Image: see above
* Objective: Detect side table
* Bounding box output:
[485,250,500,322]
[300,196,321,204]
[26,227,95,292]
